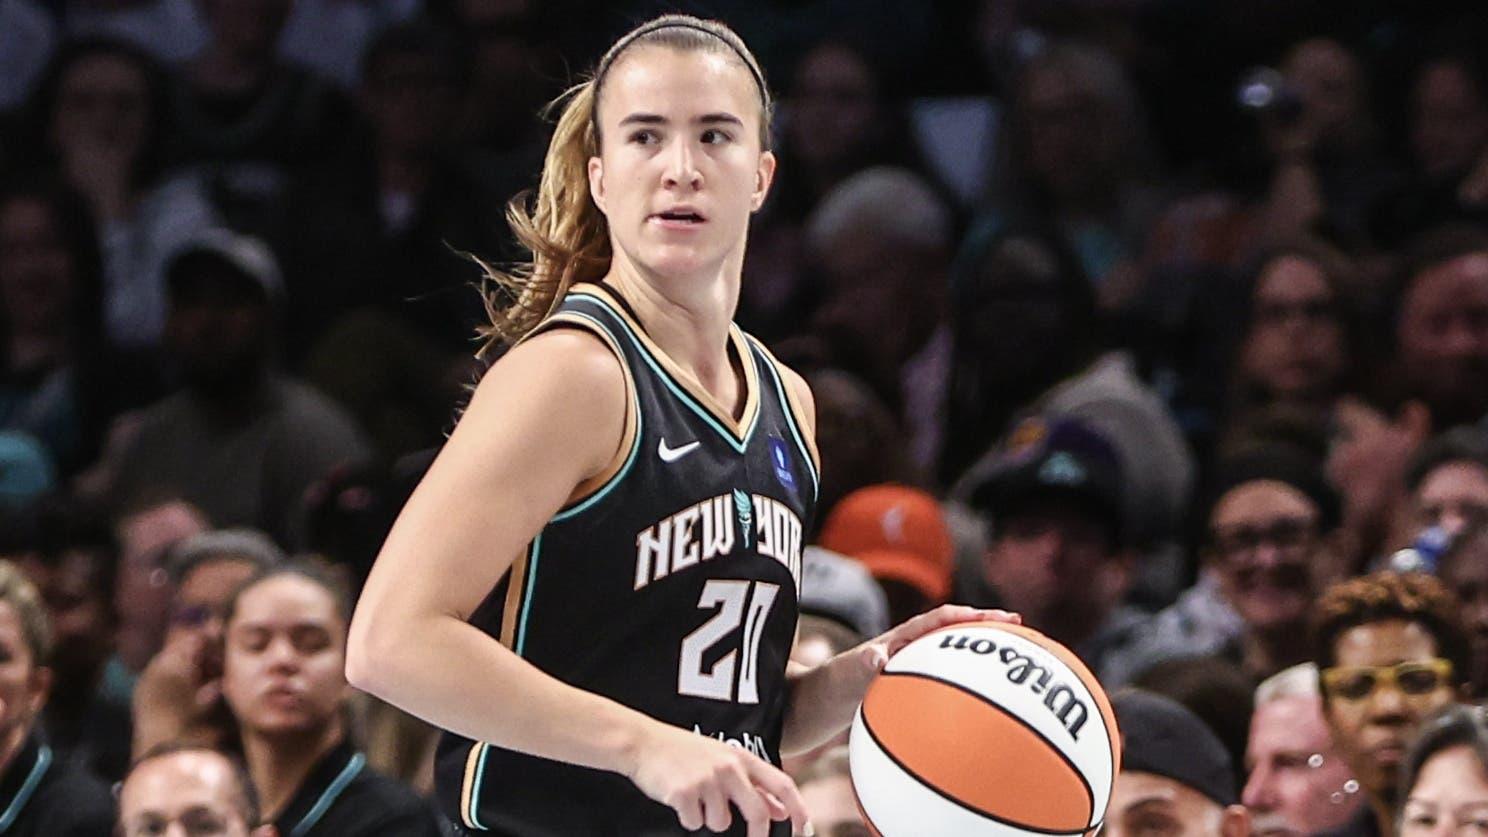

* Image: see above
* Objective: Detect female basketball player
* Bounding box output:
[346,15,1016,836]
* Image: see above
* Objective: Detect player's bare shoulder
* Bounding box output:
[460,325,629,478]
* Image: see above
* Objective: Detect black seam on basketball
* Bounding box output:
[877,670,1097,815]
[861,671,1096,834]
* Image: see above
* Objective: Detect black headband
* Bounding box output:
[597,20,768,105]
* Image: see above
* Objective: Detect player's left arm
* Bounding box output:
[772,365,1020,755]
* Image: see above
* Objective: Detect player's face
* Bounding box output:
[589,45,775,282]
[222,575,349,737]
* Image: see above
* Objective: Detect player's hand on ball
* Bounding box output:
[858,605,1021,676]
[627,722,808,837]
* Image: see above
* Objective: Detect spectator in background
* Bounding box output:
[801,369,919,523]
[797,747,868,837]
[1396,704,1488,837]
[13,497,131,781]
[105,229,371,548]
[963,416,1148,685]
[741,38,935,340]
[796,546,889,656]
[0,559,114,834]
[795,167,954,473]
[1105,690,1250,837]
[1393,229,1488,430]
[108,496,208,699]
[770,39,930,226]
[817,485,953,626]
[1227,240,1360,435]
[290,22,501,456]
[0,177,142,475]
[980,41,1165,312]
[1373,49,1488,246]
[785,546,886,778]
[1133,656,1256,782]
[118,744,274,837]
[286,20,497,356]
[1327,229,1488,567]
[221,561,442,835]
[1129,447,1342,684]
[132,528,282,758]
[1398,426,1488,550]
[940,229,1097,484]
[1252,38,1395,252]
[162,0,357,235]
[1437,523,1488,699]
[1242,663,1363,835]
[1313,573,1468,837]
[445,0,555,179]
[28,38,218,352]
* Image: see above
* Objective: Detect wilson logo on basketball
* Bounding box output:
[936,633,1091,740]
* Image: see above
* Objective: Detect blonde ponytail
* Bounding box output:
[474,80,611,354]
[473,14,773,355]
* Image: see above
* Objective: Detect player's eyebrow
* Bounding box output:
[617,112,744,127]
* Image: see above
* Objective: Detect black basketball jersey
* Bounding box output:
[435,283,819,836]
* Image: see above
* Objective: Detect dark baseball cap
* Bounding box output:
[1113,689,1238,807]
[968,416,1125,544]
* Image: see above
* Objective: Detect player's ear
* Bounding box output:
[750,151,776,212]
[589,156,608,214]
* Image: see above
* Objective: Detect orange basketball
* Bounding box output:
[847,621,1120,836]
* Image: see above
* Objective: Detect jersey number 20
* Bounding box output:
[678,580,780,704]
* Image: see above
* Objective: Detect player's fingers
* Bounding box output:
[672,791,704,832]
[755,784,788,820]
[721,766,770,837]
[743,759,809,833]
[702,779,731,832]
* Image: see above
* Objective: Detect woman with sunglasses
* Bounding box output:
[1313,572,1469,837]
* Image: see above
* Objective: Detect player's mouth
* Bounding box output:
[649,206,708,229]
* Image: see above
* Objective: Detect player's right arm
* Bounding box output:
[345,329,805,837]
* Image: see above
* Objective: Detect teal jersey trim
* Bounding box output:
[548,309,644,523]
[470,533,545,829]
[567,292,759,453]
[749,338,819,499]
[468,744,491,831]
[289,752,366,837]
[514,534,543,656]
[0,745,50,832]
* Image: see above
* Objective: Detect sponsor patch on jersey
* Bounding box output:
[768,436,797,491]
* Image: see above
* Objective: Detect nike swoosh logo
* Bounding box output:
[658,438,701,463]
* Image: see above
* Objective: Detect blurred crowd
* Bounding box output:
[4,0,1488,834]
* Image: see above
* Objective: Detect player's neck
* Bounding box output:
[604,258,744,415]
[243,719,345,823]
